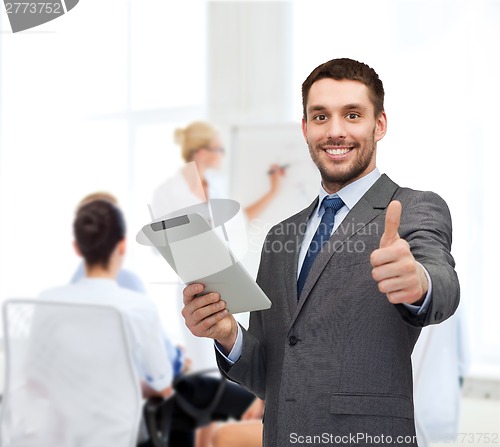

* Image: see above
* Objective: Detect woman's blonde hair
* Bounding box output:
[174,121,218,162]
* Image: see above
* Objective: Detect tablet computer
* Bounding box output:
[139,213,272,314]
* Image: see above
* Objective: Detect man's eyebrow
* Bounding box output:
[307,104,368,114]
[343,103,367,111]
[307,105,327,114]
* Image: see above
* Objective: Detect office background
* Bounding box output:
[0,0,499,435]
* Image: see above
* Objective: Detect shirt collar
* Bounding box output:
[76,277,118,287]
[317,168,381,215]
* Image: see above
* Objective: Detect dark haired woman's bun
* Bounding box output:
[74,200,125,268]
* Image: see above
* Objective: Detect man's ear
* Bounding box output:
[301,117,308,142]
[73,241,82,257]
[375,111,387,143]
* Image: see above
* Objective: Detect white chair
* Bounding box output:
[0,299,143,447]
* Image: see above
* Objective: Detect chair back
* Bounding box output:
[0,299,142,447]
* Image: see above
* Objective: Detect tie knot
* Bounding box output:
[322,196,344,214]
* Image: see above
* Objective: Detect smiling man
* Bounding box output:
[181,58,460,446]
[304,77,385,193]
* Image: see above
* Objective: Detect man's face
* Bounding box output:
[302,78,387,194]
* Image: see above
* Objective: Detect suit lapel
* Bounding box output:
[292,174,399,323]
[283,198,318,314]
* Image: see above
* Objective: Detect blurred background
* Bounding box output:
[0,0,499,443]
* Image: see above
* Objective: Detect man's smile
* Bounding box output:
[323,147,353,156]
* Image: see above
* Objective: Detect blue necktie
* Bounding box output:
[297,196,345,297]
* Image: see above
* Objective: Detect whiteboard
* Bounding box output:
[229,122,320,275]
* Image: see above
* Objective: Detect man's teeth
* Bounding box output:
[325,148,351,155]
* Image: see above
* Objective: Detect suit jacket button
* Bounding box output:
[289,335,298,346]
[434,311,443,321]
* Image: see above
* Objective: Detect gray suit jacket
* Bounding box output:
[217,174,460,446]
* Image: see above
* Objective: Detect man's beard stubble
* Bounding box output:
[307,136,376,190]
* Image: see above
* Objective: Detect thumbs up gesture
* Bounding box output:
[370,201,428,305]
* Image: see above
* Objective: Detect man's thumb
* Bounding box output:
[380,200,402,248]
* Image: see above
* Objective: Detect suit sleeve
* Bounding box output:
[395,190,460,327]
[215,319,267,399]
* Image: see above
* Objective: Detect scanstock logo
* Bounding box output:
[4,0,79,33]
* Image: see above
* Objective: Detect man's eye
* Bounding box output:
[314,114,327,121]
[347,113,360,119]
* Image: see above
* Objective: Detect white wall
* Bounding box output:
[0,0,208,340]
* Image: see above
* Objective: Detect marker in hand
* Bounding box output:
[268,164,289,175]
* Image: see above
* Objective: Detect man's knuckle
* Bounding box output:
[400,260,412,274]
[395,245,406,257]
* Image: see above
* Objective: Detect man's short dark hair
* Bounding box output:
[302,58,385,119]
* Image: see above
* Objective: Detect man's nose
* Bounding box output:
[326,116,347,140]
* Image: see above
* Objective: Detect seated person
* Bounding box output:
[39,199,254,446]
[69,191,146,293]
